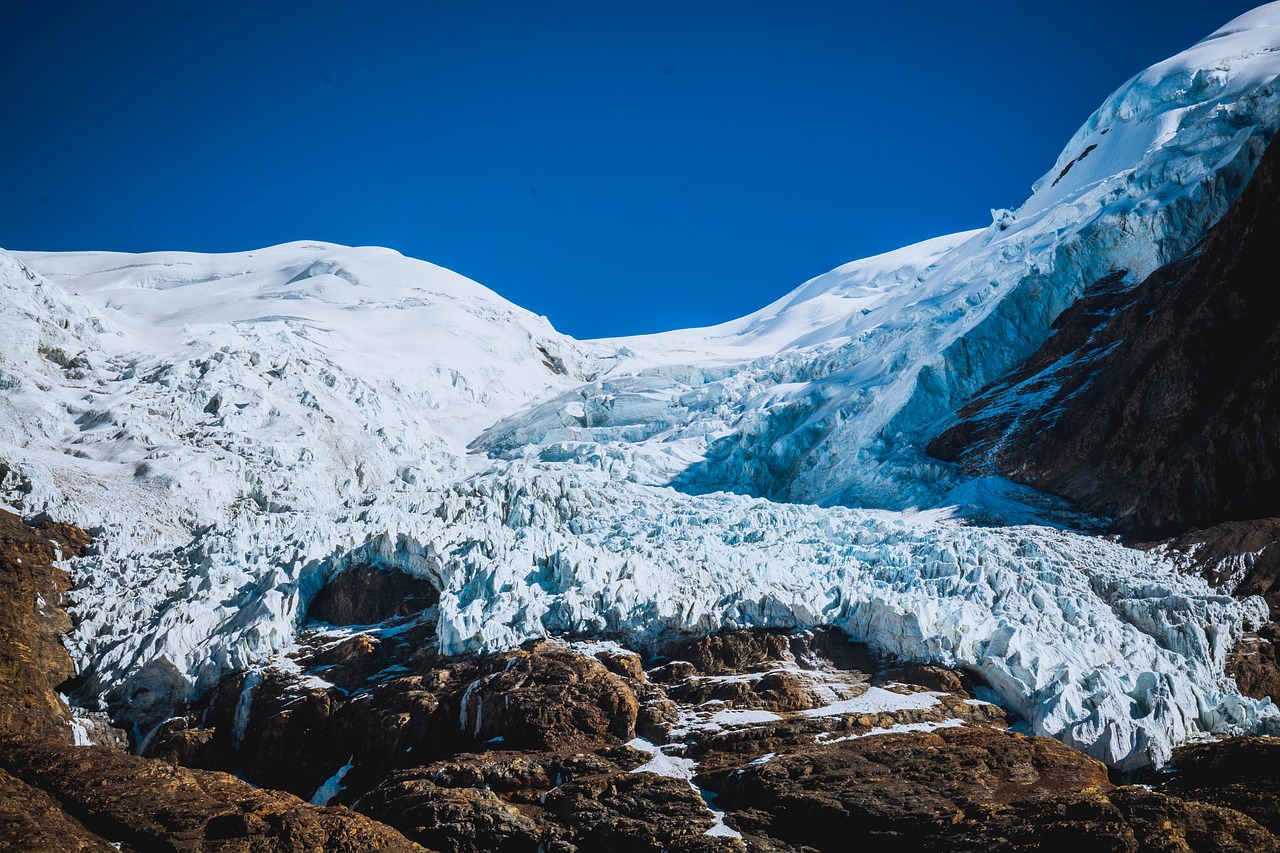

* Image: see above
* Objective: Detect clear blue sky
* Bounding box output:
[1,1,1261,338]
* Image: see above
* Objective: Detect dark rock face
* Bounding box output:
[356,759,722,853]
[462,645,639,749]
[1162,736,1280,837]
[307,562,439,626]
[0,738,426,853]
[0,765,118,852]
[1158,518,1280,616]
[700,726,1112,850]
[1228,621,1280,702]
[929,135,1280,538]
[941,787,1278,853]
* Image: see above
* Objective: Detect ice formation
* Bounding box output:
[4,5,1280,769]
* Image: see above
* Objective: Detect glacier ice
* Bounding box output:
[480,4,1280,510]
[4,5,1280,770]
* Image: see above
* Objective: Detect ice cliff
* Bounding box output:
[4,5,1280,769]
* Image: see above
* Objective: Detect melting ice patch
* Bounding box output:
[310,757,355,806]
[627,738,743,840]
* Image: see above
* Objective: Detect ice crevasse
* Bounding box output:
[3,4,1280,769]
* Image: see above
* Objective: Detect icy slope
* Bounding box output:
[379,464,1274,768]
[0,244,600,720]
[3,242,598,532]
[3,5,1280,771]
[479,4,1280,509]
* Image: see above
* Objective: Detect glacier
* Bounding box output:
[3,4,1280,769]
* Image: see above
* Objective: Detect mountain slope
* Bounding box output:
[479,4,1280,510]
[4,5,1280,774]
[930,127,1280,538]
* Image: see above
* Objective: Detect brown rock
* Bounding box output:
[1161,736,1280,836]
[1228,624,1280,702]
[541,771,723,851]
[357,779,544,853]
[143,719,222,769]
[0,509,91,742]
[937,787,1277,853]
[355,750,736,853]
[659,628,872,677]
[0,766,118,852]
[462,643,639,750]
[0,738,427,852]
[699,726,1111,850]
[595,648,646,682]
[929,133,1280,538]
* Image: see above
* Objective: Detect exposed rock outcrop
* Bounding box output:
[0,509,90,743]
[929,135,1280,539]
[1161,736,1280,836]
[699,726,1112,849]
[0,765,117,853]
[307,562,439,627]
[0,738,426,853]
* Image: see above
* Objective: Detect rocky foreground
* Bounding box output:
[5,528,1280,853]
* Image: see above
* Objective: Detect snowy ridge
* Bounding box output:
[3,5,1280,770]
[479,4,1280,509]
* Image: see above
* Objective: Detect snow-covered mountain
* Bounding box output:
[4,4,1280,771]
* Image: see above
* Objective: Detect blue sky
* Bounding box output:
[1,1,1260,338]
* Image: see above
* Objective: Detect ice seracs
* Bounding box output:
[4,4,1280,772]
[482,3,1280,510]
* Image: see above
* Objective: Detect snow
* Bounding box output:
[796,687,941,718]
[477,3,1280,512]
[626,738,743,840]
[69,720,92,747]
[310,756,355,806]
[814,718,965,745]
[2,6,1280,772]
[231,670,261,749]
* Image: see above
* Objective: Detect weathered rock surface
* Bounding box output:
[0,738,427,852]
[699,726,1111,849]
[1159,519,1280,616]
[0,765,118,853]
[1227,624,1280,703]
[1161,736,1280,837]
[929,135,1280,539]
[0,509,90,743]
[461,644,639,749]
[936,787,1279,853]
[356,758,727,853]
